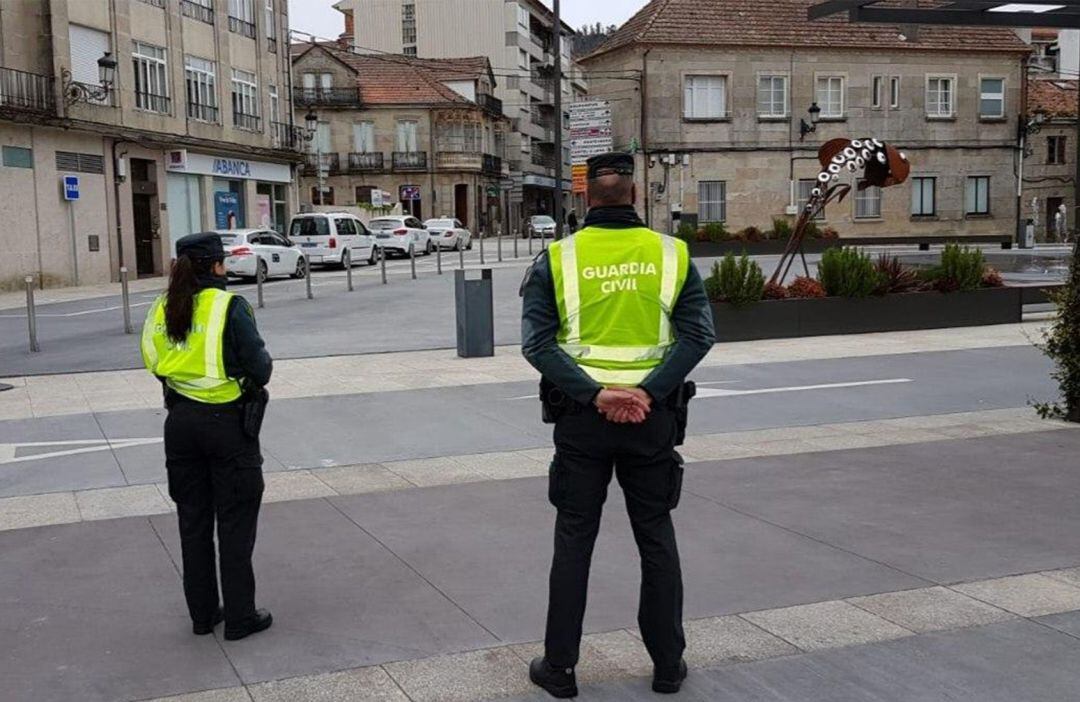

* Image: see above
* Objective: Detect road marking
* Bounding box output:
[0,438,162,465]
[507,378,913,401]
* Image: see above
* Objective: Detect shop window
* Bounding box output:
[356,185,375,205]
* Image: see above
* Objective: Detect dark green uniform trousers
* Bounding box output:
[545,404,686,671]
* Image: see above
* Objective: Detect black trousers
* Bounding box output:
[545,404,686,671]
[163,399,265,626]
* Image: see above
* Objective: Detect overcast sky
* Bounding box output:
[287,0,645,40]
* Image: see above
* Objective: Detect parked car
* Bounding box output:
[527,215,557,239]
[287,212,377,268]
[218,229,308,280]
[368,216,433,257]
[424,218,473,251]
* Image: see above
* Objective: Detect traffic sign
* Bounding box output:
[62,175,80,201]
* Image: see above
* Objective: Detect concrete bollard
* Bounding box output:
[305,253,314,299]
[256,255,265,309]
[25,276,40,353]
[120,266,134,334]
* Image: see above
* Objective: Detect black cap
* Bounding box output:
[587,152,634,180]
[176,232,226,261]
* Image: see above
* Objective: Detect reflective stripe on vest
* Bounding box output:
[141,288,243,404]
[550,226,689,387]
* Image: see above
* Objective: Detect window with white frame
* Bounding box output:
[797,179,826,220]
[757,75,788,118]
[872,76,883,109]
[854,182,882,219]
[268,84,279,124]
[228,0,256,37]
[979,78,1005,118]
[911,177,936,216]
[402,2,416,46]
[966,176,990,215]
[684,75,727,120]
[1049,135,1068,165]
[815,76,844,118]
[517,5,529,28]
[69,24,112,104]
[133,41,169,113]
[438,121,480,152]
[890,76,900,108]
[184,55,217,122]
[698,181,726,223]
[353,121,375,152]
[396,119,419,152]
[926,76,954,118]
[264,0,276,44]
[231,68,260,130]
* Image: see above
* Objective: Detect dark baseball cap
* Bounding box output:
[176,232,226,260]
[587,152,634,179]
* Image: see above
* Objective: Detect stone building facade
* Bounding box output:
[1025,79,1077,242]
[580,0,1032,241]
[0,0,302,290]
[292,42,509,232]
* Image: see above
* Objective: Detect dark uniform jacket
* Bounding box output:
[520,206,715,405]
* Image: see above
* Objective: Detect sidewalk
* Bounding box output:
[3,429,1080,701]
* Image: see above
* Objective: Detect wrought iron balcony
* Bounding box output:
[302,153,341,176]
[271,121,305,151]
[187,102,218,123]
[233,110,262,132]
[293,87,361,107]
[393,151,428,171]
[229,16,255,39]
[531,151,556,169]
[0,67,56,114]
[180,0,214,24]
[348,152,384,172]
[477,92,503,115]
[483,154,503,176]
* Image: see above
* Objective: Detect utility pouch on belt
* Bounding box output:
[540,377,572,424]
[672,381,696,447]
[241,386,269,439]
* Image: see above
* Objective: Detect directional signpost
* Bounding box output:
[569,100,613,195]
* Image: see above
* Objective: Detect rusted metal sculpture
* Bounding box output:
[770,138,911,286]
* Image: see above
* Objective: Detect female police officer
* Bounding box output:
[141,232,273,641]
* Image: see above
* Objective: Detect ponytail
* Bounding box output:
[165,254,217,343]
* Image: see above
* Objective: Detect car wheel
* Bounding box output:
[368,247,378,265]
[291,257,308,279]
[425,239,434,255]
[466,239,473,251]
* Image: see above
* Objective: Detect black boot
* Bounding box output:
[529,657,578,699]
[224,609,273,641]
[652,659,688,694]
[192,608,223,636]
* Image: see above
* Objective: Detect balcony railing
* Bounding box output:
[303,153,341,175]
[187,102,218,123]
[293,87,361,106]
[530,109,554,130]
[271,121,305,151]
[0,67,55,114]
[393,151,428,171]
[435,151,482,170]
[483,154,503,176]
[134,91,170,114]
[229,16,256,38]
[68,81,115,107]
[181,0,215,24]
[531,151,556,169]
[477,92,503,115]
[233,111,262,132]
[348,152,384,172]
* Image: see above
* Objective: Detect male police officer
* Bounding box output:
[521,153,715,697]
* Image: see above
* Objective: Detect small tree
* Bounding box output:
[705,252,764,306]
[1035,242,1080,422]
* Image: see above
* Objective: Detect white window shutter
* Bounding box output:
[69,24,110,85]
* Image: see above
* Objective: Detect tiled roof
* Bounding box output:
[292,42,489,107]
[585,0,1031,60]
[1030,79,1078,119]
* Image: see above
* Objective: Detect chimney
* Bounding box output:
[343,8,355,39]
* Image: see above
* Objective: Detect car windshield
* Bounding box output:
[217,234,241,246]
[289,218,330,238]
[532,216,555,226]
[368,219,402,230]
[426,220,455,229]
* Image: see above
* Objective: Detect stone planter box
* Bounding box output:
[710,287,1023,342]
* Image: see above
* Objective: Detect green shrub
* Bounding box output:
[874,254,921,295]
[739,226,764,242]
[817,247,881,298]
[1035,247,1080,422]
[802,219,821,240]
[923,244,985,292]
[770,217,793,241]
[704,222,729,242]
[676,222,696,243]
[705,252,764,307]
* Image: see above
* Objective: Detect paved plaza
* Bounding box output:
[1,251,1079,701]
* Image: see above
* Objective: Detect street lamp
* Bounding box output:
[302,109,328,206]
[304,109,319,137]
[799,102,821,141]
[62,51,117,106]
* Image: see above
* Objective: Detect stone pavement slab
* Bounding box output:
[150,499,499,684]
[248,666,408,702]
[952,573,1080,617]
[1036,610,1080,638]
[686,430,1080,584]
[847,586,1015,633]
[741,600,913,651]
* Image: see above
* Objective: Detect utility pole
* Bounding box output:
[553,0,564,240]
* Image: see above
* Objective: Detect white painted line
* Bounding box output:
[0,301,154,319]
[508,378,913,401]
[0,438,162,465]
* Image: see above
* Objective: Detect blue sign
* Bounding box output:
[62,175,80,201]
[214,192,242,230]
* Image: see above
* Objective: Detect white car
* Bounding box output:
[368,216,433,257]
[424,218,473,251]
[219,229,307,280]
[527,215,557,239]
[288,212,377,268]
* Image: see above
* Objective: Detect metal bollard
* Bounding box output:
[479,232,485,265]
[528,232,534,256]
[305,253,313,299]
[410,245,417,280]
[120,266,133,334]
[436,241,442,275]
[256,255,265,309]
[497,231,503,262]
[25,276,40,353]
[459,241,465,269]
[541,234,547,252]
[380,247,387,284]
[513,230,519,259]
[346,255,354,292]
